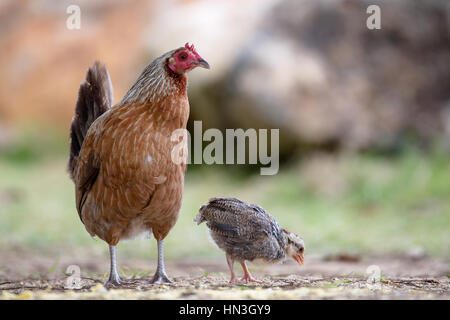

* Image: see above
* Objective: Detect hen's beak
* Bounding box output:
[293,254,304,266]
[194,58,210,69]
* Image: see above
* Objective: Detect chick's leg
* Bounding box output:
[104,245,121,288]
[240,261,262,283]
[150,239,172,284]
[226,253,237,283]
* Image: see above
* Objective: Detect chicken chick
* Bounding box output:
[194,197,305,283]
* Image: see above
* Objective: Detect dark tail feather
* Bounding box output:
[68,61,113,180]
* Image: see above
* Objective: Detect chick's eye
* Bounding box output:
[179,53,188,60]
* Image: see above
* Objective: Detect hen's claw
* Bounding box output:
[150,272,172,284]
[104,276,122,289]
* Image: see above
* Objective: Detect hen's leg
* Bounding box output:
[104,245,121,288]
[226,253,237,283]
[240,261,262,283]
[150,239,172,284]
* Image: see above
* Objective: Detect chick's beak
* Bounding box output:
[195,58,210,69]
[294,253,304,266]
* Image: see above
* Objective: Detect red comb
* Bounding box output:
[185,42,196,52]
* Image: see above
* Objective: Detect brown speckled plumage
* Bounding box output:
[70,50,188,245]
[195,197,305,283]
[68,45,209,286]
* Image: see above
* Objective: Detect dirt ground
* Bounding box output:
[0,250,448,299]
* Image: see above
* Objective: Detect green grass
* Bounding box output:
[0,139,449,260]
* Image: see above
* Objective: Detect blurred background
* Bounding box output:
[0,0,449,279]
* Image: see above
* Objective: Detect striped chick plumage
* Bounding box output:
[195,197,305,283]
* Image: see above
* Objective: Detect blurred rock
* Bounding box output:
[191,0,450,154]
[0,0,277,130]
[144,0,278,85]
[0,0,156,127]
[0,0,449,158]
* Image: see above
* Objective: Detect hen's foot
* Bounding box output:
[150,271,173,284]
[104,276,122,289]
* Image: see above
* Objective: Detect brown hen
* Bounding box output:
[68,44,209,287]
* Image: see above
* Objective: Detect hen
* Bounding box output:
[68,43,209,287]
[195,197,305,283]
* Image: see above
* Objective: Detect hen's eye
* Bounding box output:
[179,53,188,60]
